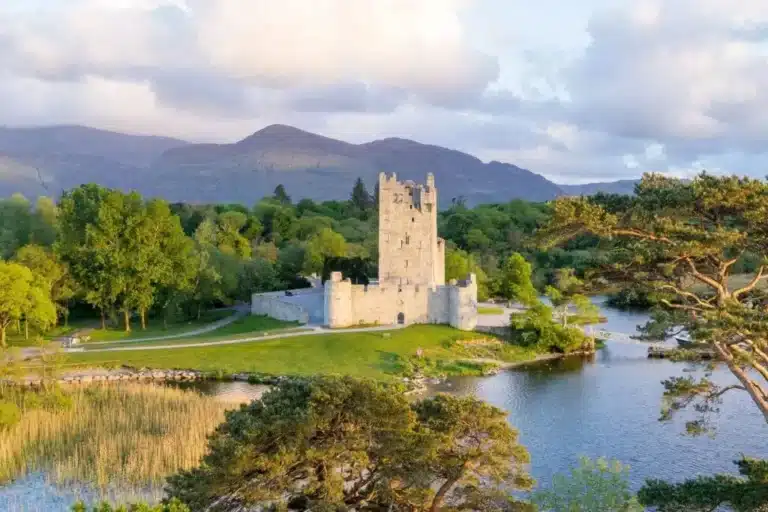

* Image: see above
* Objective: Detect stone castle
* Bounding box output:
[323,172,478,330]
[252,173,478,330]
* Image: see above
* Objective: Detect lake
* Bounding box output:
[3,297,767,509]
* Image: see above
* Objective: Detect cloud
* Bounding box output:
[562,0,768,163]
[2,0,768,185]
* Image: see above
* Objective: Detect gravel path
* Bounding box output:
[67,323,406,354]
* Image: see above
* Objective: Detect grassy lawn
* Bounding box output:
[6,319,96,347]
[82,316,305,350]
[66,325,543,380]
[478,306,504,315]
[84,310,235,342]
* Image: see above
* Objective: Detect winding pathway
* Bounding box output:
[67,323,406,354]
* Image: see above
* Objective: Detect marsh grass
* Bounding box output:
[0,384,230,491]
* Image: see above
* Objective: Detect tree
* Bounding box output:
[273,184,291,204]
[0,262,36,347]
[638,457,768,511]
[216,211,251,259]
[540,173,768,428]
[532,456,643,512]
[351,177,374,212]
[545,268,599,326]
[304,228,347,275]
[444,247,491,301]
[498,253,539,307]
[56,184,121,329]
[408,394,534,512]
[166,377,532,511]
[0,194,32,258]
[14,244,75,326]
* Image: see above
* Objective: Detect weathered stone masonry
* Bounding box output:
[253,173,478,330]
[324,173,477,330]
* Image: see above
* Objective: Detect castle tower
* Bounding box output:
[378,172,445,286]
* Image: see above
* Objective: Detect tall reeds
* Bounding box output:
[0,384,230,490]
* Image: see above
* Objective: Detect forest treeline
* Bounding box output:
[0,177,658,341]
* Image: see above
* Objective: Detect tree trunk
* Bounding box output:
[430,476,461,512]
[123,310,131,332]
[24,318,28,340]
[100,309,106,330]
[64,309,70,328]
[197,303,202,321]
[0,327,5,348]
[714,341,768,424]
[140,308,146,330]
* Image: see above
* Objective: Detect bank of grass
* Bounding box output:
[478,306,504,315]
[85,310,235,342]
[81,315,302,350]
[0,384,229,489]
[67,325,543,380]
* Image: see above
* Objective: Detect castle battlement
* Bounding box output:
[321,175,476,331]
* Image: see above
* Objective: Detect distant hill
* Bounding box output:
[559,179,639,197]
[0,123,635,206]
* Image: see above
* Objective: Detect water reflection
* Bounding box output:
[431,298,768,490]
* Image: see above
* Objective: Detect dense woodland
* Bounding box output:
[0,178,610,342]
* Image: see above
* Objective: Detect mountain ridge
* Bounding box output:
[0,124,636,206]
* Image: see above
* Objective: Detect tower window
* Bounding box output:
[405,235,410,244]
[405,260,409,269]
[412,217,415,222]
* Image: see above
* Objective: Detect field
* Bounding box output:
[82,315,301,350]
[0,384,230,490]
[67,325,542,380]
[478,306,505,315]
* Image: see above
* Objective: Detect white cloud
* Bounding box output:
[2,0,768,184]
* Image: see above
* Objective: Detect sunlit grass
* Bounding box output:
[67,325,542,380]
[0,384,230,489]
[478,307,504,315]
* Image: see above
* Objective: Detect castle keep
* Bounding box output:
[324,173,477,330]
[252,173,478,330]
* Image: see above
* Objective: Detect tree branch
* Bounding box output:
[684,258,726,298]
[612,228,676,244]
[658,284,716,310]
[732,266,767,300]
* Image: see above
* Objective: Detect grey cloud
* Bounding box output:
[287,83,407,114]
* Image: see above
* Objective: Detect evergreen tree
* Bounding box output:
[273,184,291,205]
[351,177,373,211]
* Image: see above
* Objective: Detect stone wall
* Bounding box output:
[324,271,477,330]
[251,294,309,324]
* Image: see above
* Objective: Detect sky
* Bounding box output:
[1,0,768,184]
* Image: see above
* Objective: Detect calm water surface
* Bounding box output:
[3,298,767,509]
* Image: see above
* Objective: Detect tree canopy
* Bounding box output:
[166,377,533,511]
[541,172,768,428]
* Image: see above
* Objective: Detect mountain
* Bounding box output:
[151,124,562,206]
[559,179,639,196]
[0,123,633,206]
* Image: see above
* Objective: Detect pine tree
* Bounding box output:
[273,184,291,205]
[350,177,373,211]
